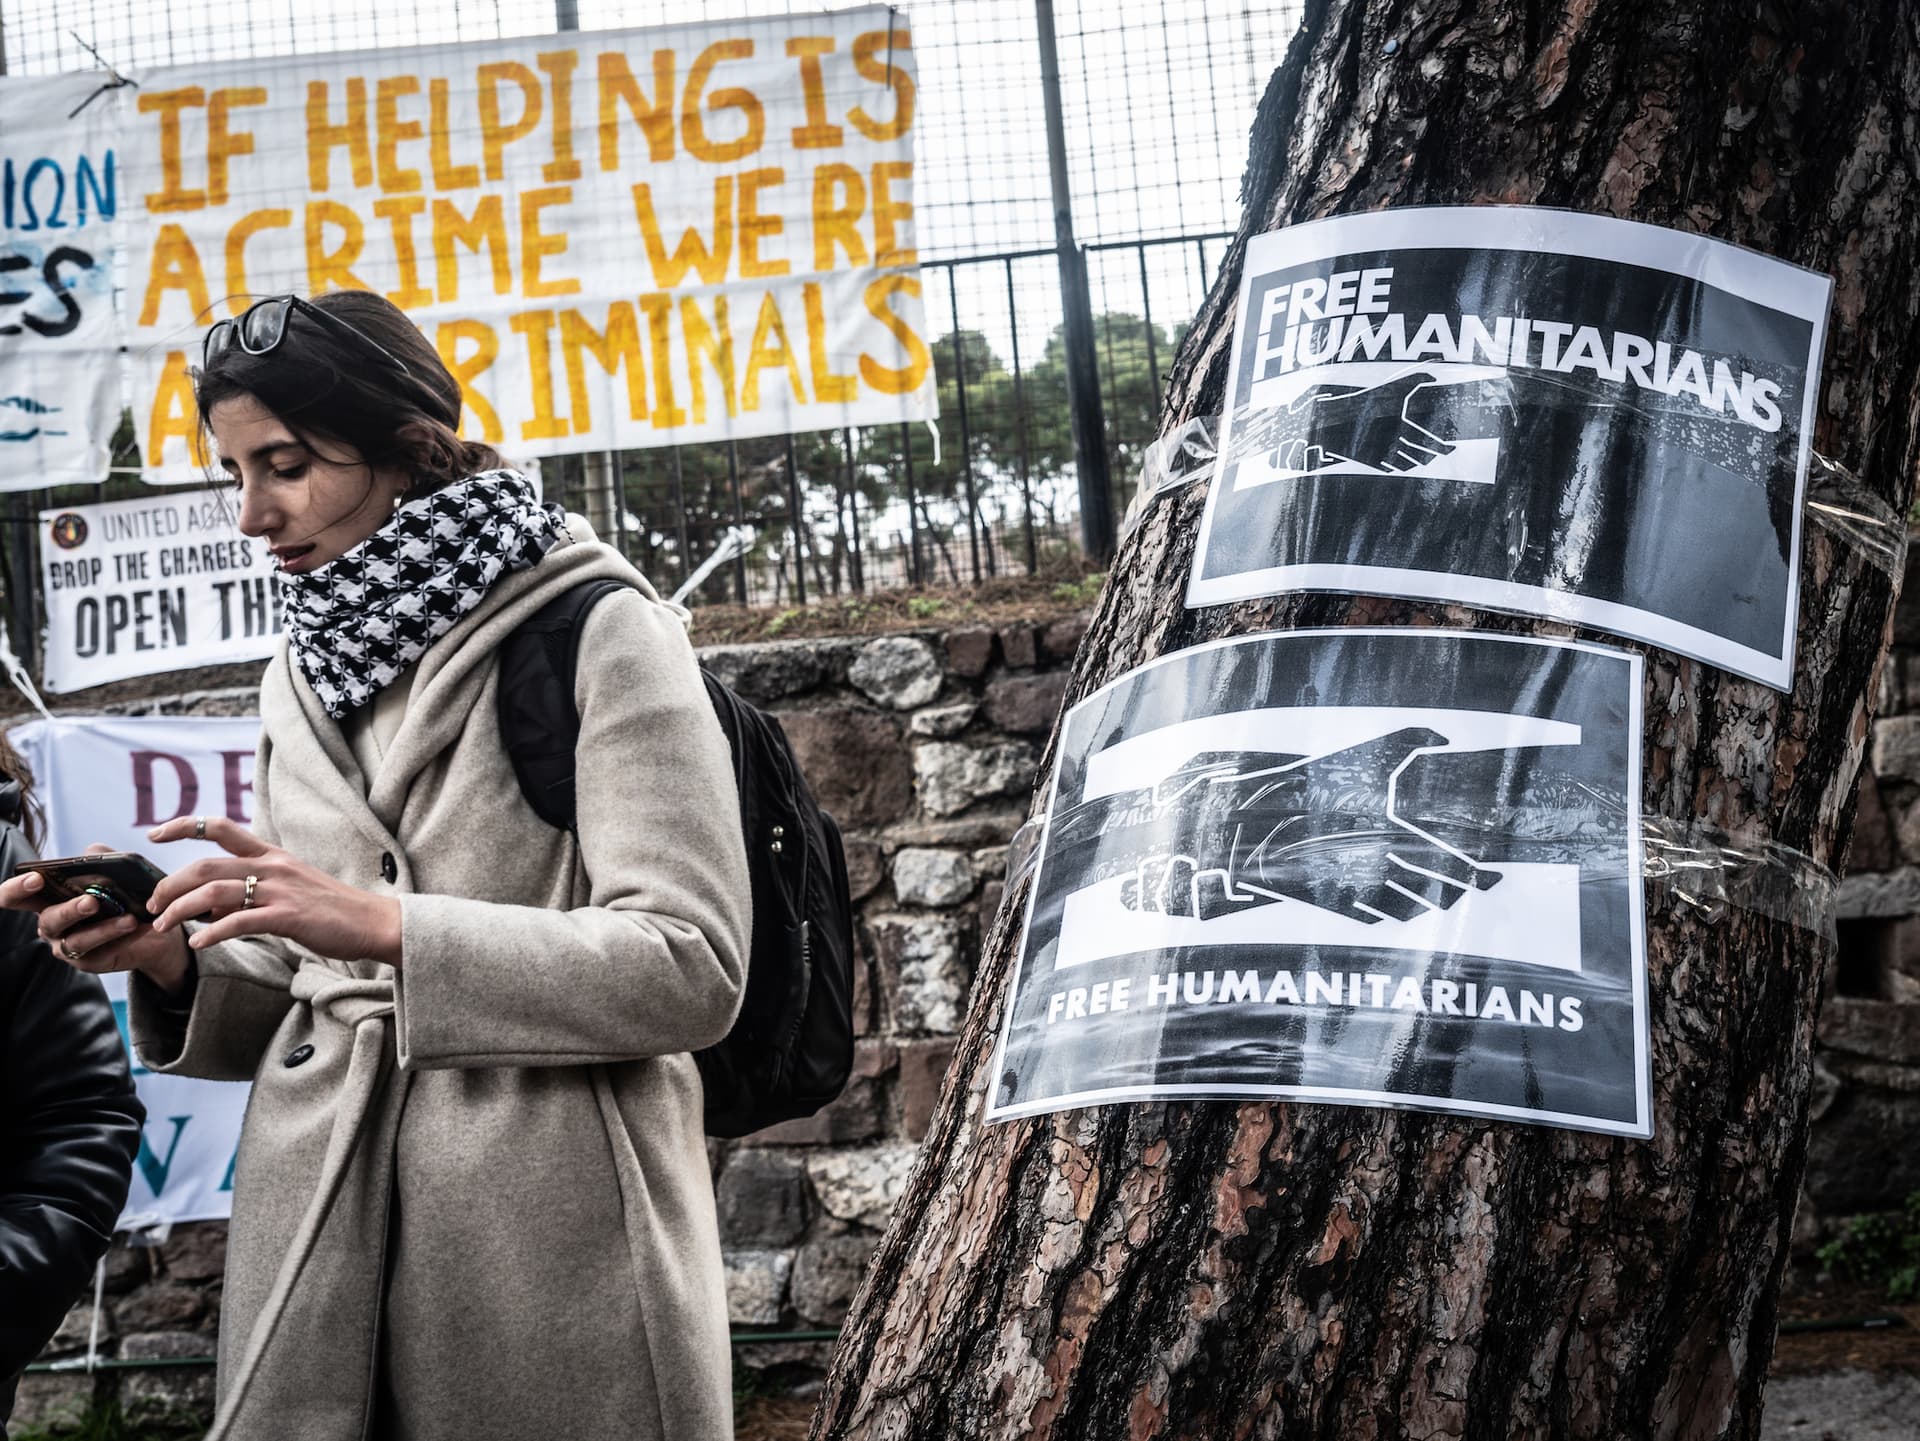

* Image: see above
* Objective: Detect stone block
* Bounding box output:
[1817,998,1920,1065]
[945,626,994,678]
[114,1281,206,1332]
[790,1232,880,1326]
[885,810,1026,848]
[1848,768,1898,874]
[1894,543,1920,646]
[781,708,913,827]
[806,1142,921,1228]
[9,1372,99,1433]
[849,637,944,710]
[897,1038,960,1141]
[843,838,885,901]
[910,701,977,738]
[1880,653,1912,716]
[870,911,971,1034]
[853,1037,900,1079]
[1804,1087,1920,1214]
[978,880,1007,939]
[159,1221,227,1282]
[120,1330,218,1421]
[103,1239,153,1294]
[1835,867,1920,919]
[1040,614,1091,662]
[983,672,1069,735]
[42,1301,109,1358]
[1872,715,1920,785]
[1888,651,1920,715]
[716,1149,811,1247]
[892,848,977,906]
[997,624,1037,669]
[723,1248,795,1325]
[756,1077,882,1145]
[913,740,1037,818]
[851,934,874,1038]
[701,640,832,704]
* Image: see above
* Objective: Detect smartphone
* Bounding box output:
[14,853,171,924]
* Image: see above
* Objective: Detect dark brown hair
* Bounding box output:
[193,290,504,498]
[0,730,45,850]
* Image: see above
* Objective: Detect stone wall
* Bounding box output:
[696,617,1082,1373]
[18,592,1920,1426]
[1801,543,1920,1237]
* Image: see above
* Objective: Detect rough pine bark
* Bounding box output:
[814,2,1920,1438]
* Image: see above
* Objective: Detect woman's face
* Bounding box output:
[210,394,409,576]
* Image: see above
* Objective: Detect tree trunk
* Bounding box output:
[814,2,1920,1438]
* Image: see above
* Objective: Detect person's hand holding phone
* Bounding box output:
[144,815,402,968]
[0,845,194,994]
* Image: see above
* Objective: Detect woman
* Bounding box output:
[0,736,143,1436]
[0,291,750,1441]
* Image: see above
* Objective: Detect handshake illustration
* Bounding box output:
[1230,368,1510,476]
[1110,727,1504,925]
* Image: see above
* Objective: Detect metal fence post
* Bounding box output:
[842,427,865,592]
[900,420,921,585]
[668,446,690,595]
[1036,0,1115,563]
[945,274,984,582]
[1137,243,1162,423]
[1004,256,1038,575]
[783,432,807,605]
[726,440,748,605]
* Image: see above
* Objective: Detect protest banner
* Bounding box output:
[0,72,125,489]
[10,714,262,1227]
[124,5,936,479]
[987,628,1651,1138]
[1188,208,1832,691]
[39,489,280,692]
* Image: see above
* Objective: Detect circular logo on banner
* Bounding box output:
[49,513,88,550]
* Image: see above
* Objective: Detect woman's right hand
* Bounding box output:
[0,848,193,994]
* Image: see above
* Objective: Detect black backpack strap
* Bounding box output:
[497,577,628,832]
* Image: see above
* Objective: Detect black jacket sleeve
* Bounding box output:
[0,821,145,1386]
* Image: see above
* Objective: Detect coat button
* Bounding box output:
[284,1043,315,1068]
[381,852,398,884]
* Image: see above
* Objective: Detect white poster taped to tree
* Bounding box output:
[9,715,262,1227]
[1188,207,1831,691]
[987,628,1651,1138]
[40,490,281,693]
[0,71,124,489]
[125,5,934,479]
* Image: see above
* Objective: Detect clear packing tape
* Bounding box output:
[1087,392,1888,951]
[1122,412,1907,582]
[1004,810,1839,942]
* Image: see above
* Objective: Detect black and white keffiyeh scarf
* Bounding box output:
[280,470,570,718]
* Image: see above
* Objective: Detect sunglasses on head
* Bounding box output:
[203,295,412,378]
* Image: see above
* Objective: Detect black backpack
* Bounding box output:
[496,577,855,1138]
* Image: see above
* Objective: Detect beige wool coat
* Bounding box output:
[129,524,751,1441]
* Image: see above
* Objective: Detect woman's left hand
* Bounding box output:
[147,815,403,967]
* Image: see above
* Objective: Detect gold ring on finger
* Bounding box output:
[243,873,259,909]
[59,938,84,962]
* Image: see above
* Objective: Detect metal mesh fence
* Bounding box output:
[1,0,1302,609]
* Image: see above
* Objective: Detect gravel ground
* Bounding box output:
[1762,1372,1920,1440]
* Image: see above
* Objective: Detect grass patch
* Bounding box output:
[11,1403,206,1441]
[1818,1191,1920,1301]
